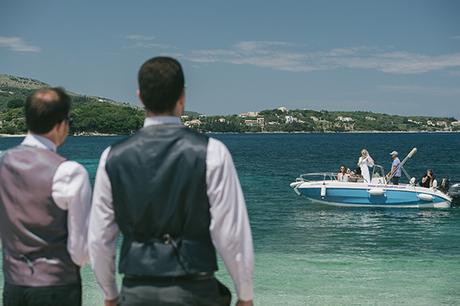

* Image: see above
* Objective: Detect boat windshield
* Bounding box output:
[299,173,337,181]
[370,165,386,184]
[372,165,385,179]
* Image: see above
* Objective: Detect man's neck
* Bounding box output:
[146,111,180,118]
[38,133,59,147]
[26,133,58,152]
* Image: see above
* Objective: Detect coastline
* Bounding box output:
[0,134,27,138]
[207,130,460,134]
[0,132,119,138]
[1,130,459,138]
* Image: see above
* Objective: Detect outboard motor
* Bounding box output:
[448,182,460,206]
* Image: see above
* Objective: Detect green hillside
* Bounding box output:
[0,74,145,135]
[0,74,458,135]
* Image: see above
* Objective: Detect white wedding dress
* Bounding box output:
[358,155,374,183]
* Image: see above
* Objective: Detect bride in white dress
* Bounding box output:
[357,149,374,183]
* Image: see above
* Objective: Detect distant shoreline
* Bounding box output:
[1,130,459,138]
[208,130,460,135]
[0,133,119,138]
[0,134,27,138]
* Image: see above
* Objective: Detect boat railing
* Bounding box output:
[297,172,337,182]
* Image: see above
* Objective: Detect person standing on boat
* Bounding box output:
[388,151,401,185]
[357,149,374,183]
[0,88,91,306]
[89,57,254,306]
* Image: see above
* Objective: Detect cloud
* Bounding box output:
[0,36,40,52]
[185,41,460,74]
[450,35,460,40]
[125,34,173,49]
[379,84,460,96]
[235,40,292,51]
[122,37,460,74]
[125,34,156,41]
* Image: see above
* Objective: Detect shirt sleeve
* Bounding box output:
[88,147,120,300]
[52,160,92,267]
[206,138,254,301]
[367,156,375,167]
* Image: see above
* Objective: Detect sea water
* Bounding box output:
[1,133,460,305]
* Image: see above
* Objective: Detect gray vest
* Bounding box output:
[106,125,218,277]
[0,145,80,286]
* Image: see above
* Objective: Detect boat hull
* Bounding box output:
[294,182,451,208]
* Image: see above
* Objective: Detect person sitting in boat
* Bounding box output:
[357,149,374,183]
[420,169,435,188]
[337,165,350,182]
[348,167,362,182]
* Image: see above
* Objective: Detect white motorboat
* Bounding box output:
[290,148,459,208]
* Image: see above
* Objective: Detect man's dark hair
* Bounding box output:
[25,87,71,134]
[138,56,185,113]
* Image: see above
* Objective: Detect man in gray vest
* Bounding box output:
[89,57,254,306]
[0,88,92,306]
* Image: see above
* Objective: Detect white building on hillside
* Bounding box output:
[436,121,448,127]
[408,119,421,125]
[244,117,265,126]
[285,115,299,124]
[336,116,354,122]
[278,106,288,113]
[184,119,202,127]
[256,117,265,125]
[239,111,259,118]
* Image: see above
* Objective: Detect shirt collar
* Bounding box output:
[21,133,57,152]
[143,116,182,127]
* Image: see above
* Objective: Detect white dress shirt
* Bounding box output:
[19,134,92,266]
[89,116,254,301]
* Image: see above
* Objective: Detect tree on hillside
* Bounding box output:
[7,99,25,109]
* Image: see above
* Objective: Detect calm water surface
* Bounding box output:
[1,133,460,305]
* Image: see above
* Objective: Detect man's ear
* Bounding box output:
[178,91,185,108]
[46,121,64,143]
[56,120,67,133]
[177,90,185,115]
[137,89,145,107]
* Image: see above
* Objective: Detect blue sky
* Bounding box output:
[1,0,460,118]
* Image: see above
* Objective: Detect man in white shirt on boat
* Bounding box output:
[388,151,401,185]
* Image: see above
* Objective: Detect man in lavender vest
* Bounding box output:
[0,88,91,306]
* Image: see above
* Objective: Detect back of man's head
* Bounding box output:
[138,57,184,113]
[25,87,71,134]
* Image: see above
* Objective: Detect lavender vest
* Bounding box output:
[0,145,80,286]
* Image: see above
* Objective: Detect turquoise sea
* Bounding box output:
[1,133,460,305]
